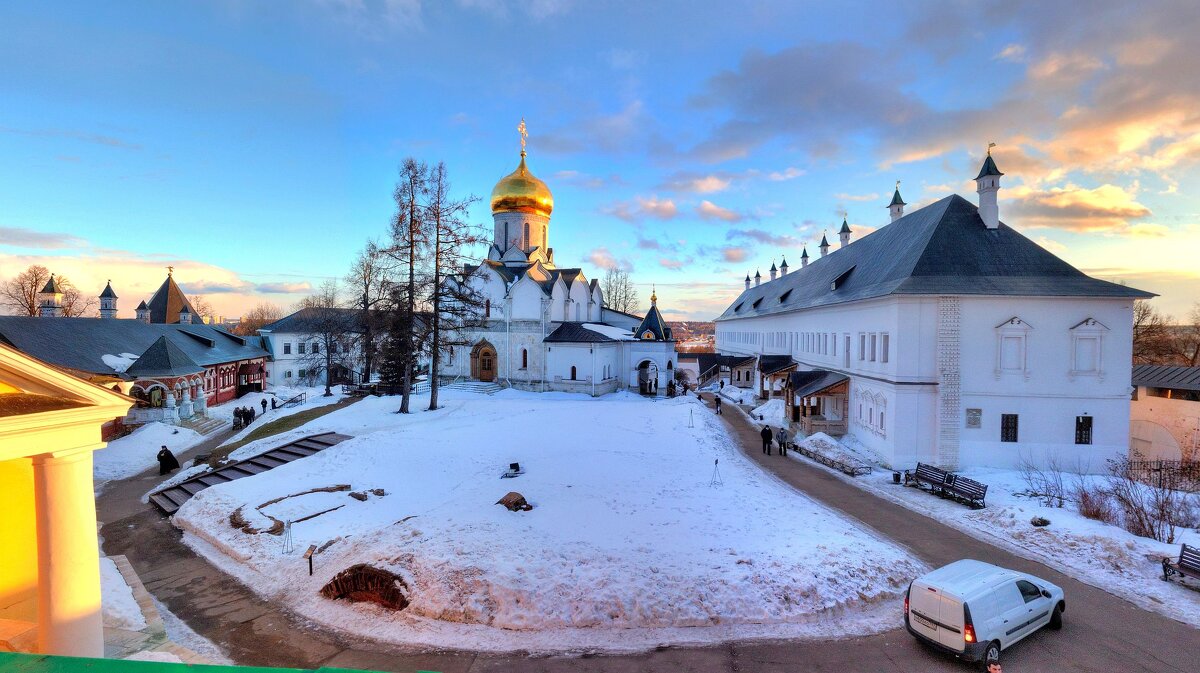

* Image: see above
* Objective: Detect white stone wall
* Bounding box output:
[493,212,550,257]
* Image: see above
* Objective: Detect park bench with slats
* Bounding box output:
[905,462,953,494]
[1163,543,1200,584]
[945,474,988,509]
[904,461,988,509]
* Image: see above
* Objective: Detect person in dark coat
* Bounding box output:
[777,426,789,456]
[760,425,773,455]
[157,445,180,475]
[248,406,256,422]
[714,396,722,415]
[271,397,278,410]
[261,398,268,414]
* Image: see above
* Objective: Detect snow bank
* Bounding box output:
[101,557,147,631]
[581,323,634,340]
[102,353,140,374]
[749,399,787,428]
[804,434,1200,628]
[124,651,184,663]
[95,423,203,488]
[175,390,924,653]
[719,384,755,405]
[208,384,345,449]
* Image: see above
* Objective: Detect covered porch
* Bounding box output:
[786,370,849,436]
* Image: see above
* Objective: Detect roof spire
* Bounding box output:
[518,117,528,157]
[650,284,657,305]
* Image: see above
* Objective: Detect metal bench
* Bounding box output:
[1163,543,1200,584]
[945,474,988,509]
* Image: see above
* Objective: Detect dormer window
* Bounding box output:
[830,265,855,291]
[752,298,763,309]
[734,302,744,313]
[779,290,792,303]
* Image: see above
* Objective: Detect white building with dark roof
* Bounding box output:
[443,133,676,395]
[713,153,1152,471]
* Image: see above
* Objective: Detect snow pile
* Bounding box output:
[582,323,634,340]
[125,652,185,663]
[749,399,787,428]
[807,434,1200,628]
[208,385,346,449]
[95,423,203,488]
[719,384,755,405]
[795,433,871,470]
[101,557,147,631]
[102,352,140,374]
[175,390,924,652]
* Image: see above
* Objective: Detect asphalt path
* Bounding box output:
[97,398,1199,673]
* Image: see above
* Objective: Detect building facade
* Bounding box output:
[713,155,1150,471]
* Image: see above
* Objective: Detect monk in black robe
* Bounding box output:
[157,445,180,475]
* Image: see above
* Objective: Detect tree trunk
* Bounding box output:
[428,228,441,412]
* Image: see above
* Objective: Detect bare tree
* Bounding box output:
[382,158,430,413]
[1175,303,1200,367]
[345,240,393,385]
[603,267,639,315]
[1133,300,1174,364]
[0,264,95,317]
[190,295,215,323]
[424,162,486,411]
[295,280,355,397]
[233,302,283,335]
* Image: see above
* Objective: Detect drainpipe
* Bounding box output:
[505,297,512,388]
[592,347,596,397]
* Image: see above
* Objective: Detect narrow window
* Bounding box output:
[1001,414,1019,443]
[524,222,530,248]
[870,333,877,361]
[283,342,291,355]
[881,334,890,363]
[570,365,577,381]
[312,342,320,354]
[1075,416,1093,445]
[485,299,491,318]
[298,342,306,354]
[858,333,866,360]
[522,348,528,369]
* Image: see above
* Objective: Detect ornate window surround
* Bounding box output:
[1068,317,1108,380]
[994,317,1032,380]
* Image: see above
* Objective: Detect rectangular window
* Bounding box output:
[1075,416,1093,445]
[283,342,291,355]
[298,369,307,378]
[831,333,837,357]
[870,333,877,361]
[312,342,320,354]
[1074,337,1098,373]
[858,333,866,361]
[298,343,306,354]
[1001,414,1019,443]
[1001,336,1022,371]
[881,334,889,363]
[285,370,292,379]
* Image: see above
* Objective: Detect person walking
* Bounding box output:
[157,445,180,475]
[777,426,788,456]
[248,406,256,422]
[260,398,268,414]
[714,396,723,415]
[760,425,773,455]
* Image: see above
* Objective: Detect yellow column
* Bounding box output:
[31,449,103,657]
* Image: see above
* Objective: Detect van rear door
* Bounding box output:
[909,580,964,651]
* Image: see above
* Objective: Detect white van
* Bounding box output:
[905,559,1065,668]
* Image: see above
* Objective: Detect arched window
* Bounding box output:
[570,366,577,381]
[521,348,528,369]
[524,222,530,248]
[666,360,673,370]
[485,299,491,318]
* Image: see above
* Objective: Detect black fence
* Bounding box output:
[1127,460,1200,490]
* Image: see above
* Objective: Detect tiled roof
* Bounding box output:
[716,195,1153,321]
[1132,364,1200,392]
[99,281,118,299]
[544,322,621,343]
[260,307,368,334]
[0,317,268,378]
[787,370,849,397]
[146,275,198,324]
[758,355,796,374]
[125,336,205,377]
[633,304,672,341]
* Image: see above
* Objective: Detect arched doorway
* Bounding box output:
[637,360,659,395]
[471,341,498,382]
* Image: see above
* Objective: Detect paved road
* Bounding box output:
[97,400,1199,673]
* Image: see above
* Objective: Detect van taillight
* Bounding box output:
[963,603,976,643]
[904,592,909,614]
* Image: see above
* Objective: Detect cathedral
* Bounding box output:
[443,126,677,395]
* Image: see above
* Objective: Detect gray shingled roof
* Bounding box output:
[976,154,1004,179]
[99,281,118,299]
[125,336,205,377]
[889,188,906,207]
[1132,364,1200,392]
[259,307,387,334]
[716,195,1153,321]
[41,275,62,294]
[146,275,198,324]
[838,218,851,234]
[544,322,622,343]
[633,303,672,341]
[0,317,268,378]
[787,370,848,397]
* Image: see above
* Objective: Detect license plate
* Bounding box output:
[913,612,937,631]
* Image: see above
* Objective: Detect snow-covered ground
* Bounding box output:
[787,435,1200,628]
[95,423,204,490]
[100,557,147,631]
[718,384,756,405]
[750,399,787,429]
[174,389,924,653]
[208,384,345,449]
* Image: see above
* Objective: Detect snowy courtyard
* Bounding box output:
[172,390,924,653]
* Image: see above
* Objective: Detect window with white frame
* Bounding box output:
[869,333,877,361]
[995,317,1032,378]
[1069,318,1108,379]
[858,333,866,361]
[881,333,890,363]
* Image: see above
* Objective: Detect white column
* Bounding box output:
[31,449,103,657]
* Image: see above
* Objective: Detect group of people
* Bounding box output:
[234,398,270,426]
[759,424,789,456]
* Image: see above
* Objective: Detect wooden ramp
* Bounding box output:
[149,432,352,515]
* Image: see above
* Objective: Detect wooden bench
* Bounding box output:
[945,474,988,509]
[905,462,988,509]
[1163,543,1200,584]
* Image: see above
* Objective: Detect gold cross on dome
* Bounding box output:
[518,118,528,153]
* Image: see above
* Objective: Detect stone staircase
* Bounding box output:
[412,380,503,395]
[179,415,230,436]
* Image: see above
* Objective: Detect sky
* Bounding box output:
[2,0,1198,322]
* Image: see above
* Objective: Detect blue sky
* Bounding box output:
[2,1,1197,321]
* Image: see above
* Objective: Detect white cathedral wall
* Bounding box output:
[510,280,547,321]
[545,342,622,395]
[492,212,549,255]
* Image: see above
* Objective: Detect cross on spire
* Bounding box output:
[518,118,528,155]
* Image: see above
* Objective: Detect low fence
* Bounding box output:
[792,442,873,477]
[1127,459,1200,491]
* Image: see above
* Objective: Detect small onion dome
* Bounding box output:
[490,152,554,218]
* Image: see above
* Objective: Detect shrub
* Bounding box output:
[1075,484,1117,525]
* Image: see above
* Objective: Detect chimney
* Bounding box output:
[754,270,761,287]
[819,234,830,258]
[179,306,192,325]
[744,273,751,291]
[975,144,1003,229]
[135,300,150,323]
[888,181,906,223]
[99,280,118,319]
[769,261,777,281]
[801,246,809,268]
[838,217,851,248]
[780,257,788,276]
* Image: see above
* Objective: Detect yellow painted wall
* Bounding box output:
[0,458,37,621]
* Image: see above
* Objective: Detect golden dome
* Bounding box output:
[490,152,554,218]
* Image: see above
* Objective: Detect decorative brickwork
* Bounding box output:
[936,296,961,469]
